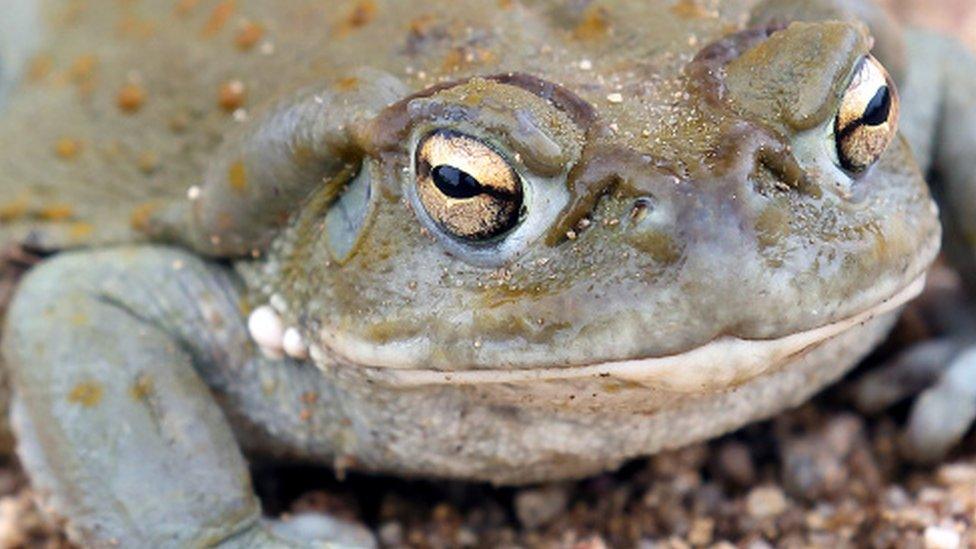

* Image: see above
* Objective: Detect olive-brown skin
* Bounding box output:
[0,0,936,361]
[0,0,961,547]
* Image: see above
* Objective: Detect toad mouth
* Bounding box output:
[316,274,926,393]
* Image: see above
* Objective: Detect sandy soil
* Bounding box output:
[1,2,974,548]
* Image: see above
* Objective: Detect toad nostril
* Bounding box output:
[623,195,683,266]
[629,197,656,223]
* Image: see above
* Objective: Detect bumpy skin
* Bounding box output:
[0,0,952,546]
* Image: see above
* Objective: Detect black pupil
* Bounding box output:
[861,86,891,126]
[431,165,484,199]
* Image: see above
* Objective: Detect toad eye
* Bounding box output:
[834,55,900,173]
[415,130,524,241]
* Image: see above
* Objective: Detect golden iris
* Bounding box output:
[415,130,523,240]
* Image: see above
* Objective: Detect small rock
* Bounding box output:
[0,489,62,548]
[573,535,608,549]
[936,463,976,486]
[716,441,756,486]
[378,521,403,546]
[924,525,961,549]
[456,527,477,547]
[0,497,27,548]
[780,415,864,500]
[746,486,788,519]
[664,536,691,549]
[687,517,714,546]
[515,484,570,529]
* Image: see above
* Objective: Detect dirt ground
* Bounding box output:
[1,2,975,548]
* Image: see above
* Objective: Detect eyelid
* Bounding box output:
[369,76,587,177]
[721,21,872,131]
[370,73,592,154]
[406,98,574,177]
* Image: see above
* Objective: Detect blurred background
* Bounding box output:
[882,0,976,51]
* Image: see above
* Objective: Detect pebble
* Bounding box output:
[924,525,961,549]
[780,414,864,500]
[716,441,756,486]
[937,463,976,485]
[515,485,569,528]
[377,521,403,546]
[0,497,26,547]
[573,536,608,549]
[0,489,63,547]
[746,486,788,518]
[687,517,714,546]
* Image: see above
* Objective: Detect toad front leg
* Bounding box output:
[2,247,373,548]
